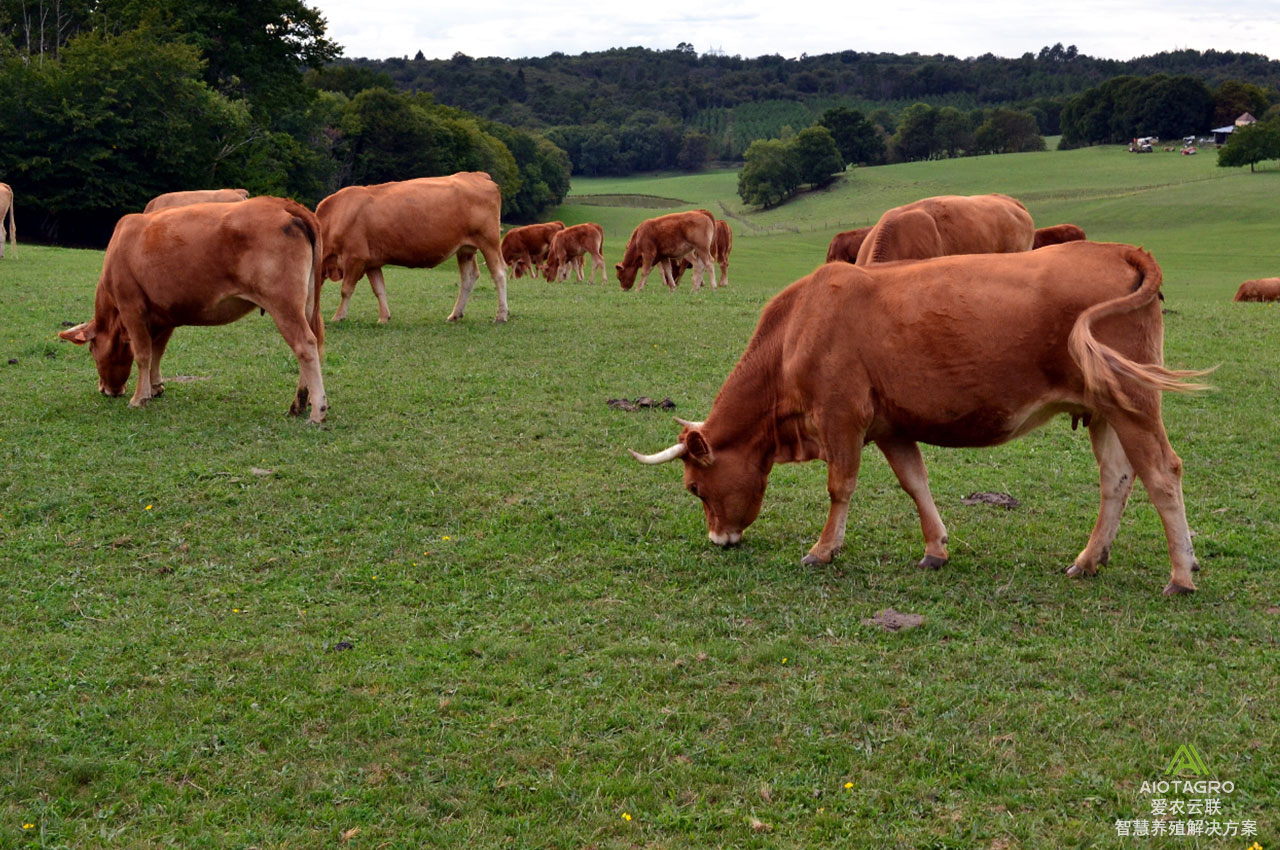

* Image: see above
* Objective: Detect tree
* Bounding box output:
[933,106,972,157]
[737,138,800,208]
[892,103,939,161]
[1213,79,1270,126]
[973,108,1045,154]
[792,126,842,186]
[676,131,712,171]
[818,106,885,167]
[1217,118,1280,172]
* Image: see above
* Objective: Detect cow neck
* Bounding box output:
[703,319,792,470]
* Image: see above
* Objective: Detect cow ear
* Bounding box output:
[58,320,96,345]
[685,429,714,467]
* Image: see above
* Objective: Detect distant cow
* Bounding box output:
[143,188,249,213]
[856,194,1034,265]
[1033,223,1087,249]
[58,197,328,422]
[316,172,508,324]
[671,219,733,287]
[502,221,565,279]
[1234,277,1280,302]
[632,242,1208,595]
[0,182,14,259]
[543,222,606,283]
[825,226,873,264]
[617,211,717,291]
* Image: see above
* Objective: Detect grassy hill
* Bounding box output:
[0,146,1276,848]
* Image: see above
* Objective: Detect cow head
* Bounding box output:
[631,420,768,547]
[616,263,637,290]
[58,318,133,397]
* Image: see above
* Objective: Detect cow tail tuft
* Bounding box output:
[1067,247,1211,411]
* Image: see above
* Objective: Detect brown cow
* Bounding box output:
[1233,277,1280,302]
[316,172,508,324]
[1033,223,1087,249]
[825,226,873,264]
[502,221,565,279]
[0,182,14,259]
[670,219,733,288]
[143,188,249,213]
[617,211,716,291]
[856,193,1034,264]
[543,222,606,283]
[58,197,328,422]
[632,242,1208,595]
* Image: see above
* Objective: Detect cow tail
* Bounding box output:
[1067,247,1211,412]
[283,198,325,357]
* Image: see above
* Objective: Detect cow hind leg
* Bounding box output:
[877,438,950,569]
[267,309,328,424]
[332,266,365,322]
[1106,412,1199,594]
[447,251,481,323]
[801,447,864,566]
[478,243,509,323]
[1068,417,1135,580]
[367,267,392,324]
[148,327,176,397]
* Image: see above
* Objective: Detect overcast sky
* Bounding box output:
[314,0,1279,63]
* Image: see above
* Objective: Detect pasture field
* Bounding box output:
[1,145,1278,849]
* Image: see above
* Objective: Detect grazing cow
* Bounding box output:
[543,222,606,283]
[1233,277,1280,302]
[502,221,565,279]
[1033,223,1087,249]
[856,193,1034,265]
[58,197,328,422]
[143,188,249,213]
[631,242,1208,595]
[316,172,508,324]
[617,211,716,291]
[825,226,873,265]
[670,219,733,288]
[0,182,15,259]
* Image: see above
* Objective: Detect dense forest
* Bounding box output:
[341,45,1280,166]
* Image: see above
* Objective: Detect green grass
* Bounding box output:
[1,145,1277,849]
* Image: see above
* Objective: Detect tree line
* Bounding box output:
[0,1,571,245]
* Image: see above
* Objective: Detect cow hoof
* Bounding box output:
[800,553,830,567]
[446,314,462,323]
[1162,581,1196,596]
[495,313,509,324]
[917,554,948,570]
[1065,563,1097,579]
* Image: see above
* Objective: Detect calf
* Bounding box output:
[617,211,716,291]
[59,197,328,422]
[825,226,873,265]
[502,221,565,279]
[670,219,733,288]
[543,223,606,283]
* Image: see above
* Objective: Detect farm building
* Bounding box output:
[1212,112,1258,145]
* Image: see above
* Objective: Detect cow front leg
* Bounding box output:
[1068,417,1135,579]
[123,319,156,407]
[143,326,175,398]
[801,450,863,566]
[877,438,949,569]
[367,267,392,324]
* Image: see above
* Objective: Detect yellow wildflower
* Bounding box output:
[621,812,632,822]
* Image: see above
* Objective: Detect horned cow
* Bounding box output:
[632,242,1208,596]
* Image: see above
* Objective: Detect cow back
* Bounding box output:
[857,194,1034,265]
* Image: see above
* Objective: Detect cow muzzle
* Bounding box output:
[708,529,743,547]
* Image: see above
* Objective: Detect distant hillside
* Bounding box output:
[339,44,1280,129]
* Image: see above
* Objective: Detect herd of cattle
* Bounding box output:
[6,171,1269,595]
